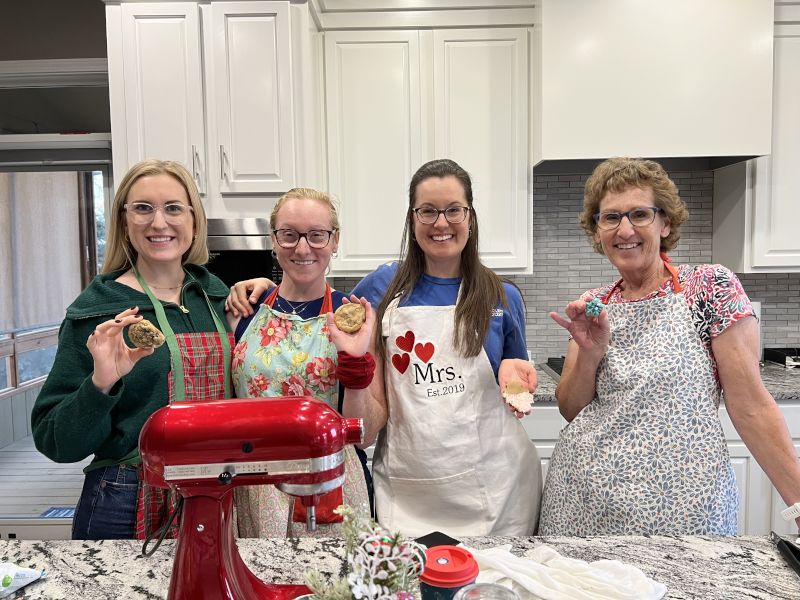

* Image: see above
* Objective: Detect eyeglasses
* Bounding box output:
[273,228,337,249]
[592,207,662,230]
[124,202,194,224]
[412,206,471,225]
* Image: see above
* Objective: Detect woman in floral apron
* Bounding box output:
[228,188,374,537]
[32,160,232,540]
[539,157,800,535]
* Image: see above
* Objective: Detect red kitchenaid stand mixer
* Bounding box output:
[139,396,364,600]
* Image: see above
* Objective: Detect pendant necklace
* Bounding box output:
[277,295,315,316]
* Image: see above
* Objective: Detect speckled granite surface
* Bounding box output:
[2,535,798,599]
[533,361,800,402]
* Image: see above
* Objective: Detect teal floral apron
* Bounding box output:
[231,284,369,537]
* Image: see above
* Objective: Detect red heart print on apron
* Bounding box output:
[414,342,435,363]
[396,330,415,352]
[392,353,410,373]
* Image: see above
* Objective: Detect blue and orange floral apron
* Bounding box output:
[231,284,369,537]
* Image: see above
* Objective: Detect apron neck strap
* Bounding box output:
[661,252,683,293]
[602,253,682,303]
[134,267,231,400]
[265,283,333,315]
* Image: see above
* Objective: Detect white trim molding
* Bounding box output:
[0,59,108,89]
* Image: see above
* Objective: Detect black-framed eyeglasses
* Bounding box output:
[124,202,194,224]
[273,228,337,249]
[412,206,471,225]
[592,207,662,231]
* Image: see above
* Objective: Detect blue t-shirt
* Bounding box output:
[351,262,528,379]
[234,287,348,341]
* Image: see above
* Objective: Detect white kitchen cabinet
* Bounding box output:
[712,16,800,273]
[325,27,532,276]
[324,31,424,275]
[208,2,295,195]
[111,3,206,192]
[107,0,300,207]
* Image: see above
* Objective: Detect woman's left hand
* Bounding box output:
[326,296,375,357]
[498,358,538,419]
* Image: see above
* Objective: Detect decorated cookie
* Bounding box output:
[502,379,534,414]
[128,319,166,349]
[585,297,606,318]
[334,303,366,333]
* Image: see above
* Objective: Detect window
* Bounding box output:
[0,169,107,396]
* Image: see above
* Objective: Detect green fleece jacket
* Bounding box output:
[31,264,229,469]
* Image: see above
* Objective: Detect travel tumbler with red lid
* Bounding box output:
[419,545,479,600]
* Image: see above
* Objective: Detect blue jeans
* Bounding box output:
[72,464,139,540]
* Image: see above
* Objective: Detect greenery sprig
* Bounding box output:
[304,505,426,600]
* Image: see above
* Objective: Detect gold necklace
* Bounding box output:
[147,283,183,290]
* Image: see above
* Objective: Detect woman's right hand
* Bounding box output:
[549,298,610,359]
[225,277,275,318]
[88,307,154,394]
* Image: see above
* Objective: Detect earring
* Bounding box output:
[271,249,277,259]
[332,250,339,259]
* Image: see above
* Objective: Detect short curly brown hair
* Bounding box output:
[580,157,689,254]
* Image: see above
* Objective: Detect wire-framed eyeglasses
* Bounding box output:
[273,228,337,249]
[412,206,471,225]
[124,202,194,225]
[593,207,662,231]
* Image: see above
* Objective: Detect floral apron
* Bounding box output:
[231,284,369,537]
[373,294,541,538]
[539,261,739,535]
[133,270,233,539]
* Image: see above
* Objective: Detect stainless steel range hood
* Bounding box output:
[207,218,271,251]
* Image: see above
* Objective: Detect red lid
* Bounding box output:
[419,546,479,587]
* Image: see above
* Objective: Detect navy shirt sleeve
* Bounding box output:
[502,283,529,361]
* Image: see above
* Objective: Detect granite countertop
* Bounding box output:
[532,361,800,403]
[2,535,798,599]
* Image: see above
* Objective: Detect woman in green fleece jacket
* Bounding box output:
[31,159,232,540]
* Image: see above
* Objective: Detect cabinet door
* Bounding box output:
[118,3,206,192]
[209,1,295,195]
[325,31,424,275]
[431,28,531,272]
[750,31,800,269]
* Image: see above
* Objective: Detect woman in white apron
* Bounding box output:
[539,157,800,535]
[352,159,541,537]
[227,188,374,537]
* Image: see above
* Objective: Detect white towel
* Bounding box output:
[463,545,666,600]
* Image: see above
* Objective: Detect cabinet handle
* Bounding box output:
[191,145,198,179]
[219,145,227,181]
[191,145,203,193]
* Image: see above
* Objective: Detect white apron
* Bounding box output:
[373,295,541,537]
[539,264,739,535]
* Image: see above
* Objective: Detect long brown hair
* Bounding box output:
[375,159,507,362]
[102,159,209,273]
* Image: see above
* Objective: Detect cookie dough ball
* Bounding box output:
[334,303,366,333]
[502,379,534,413]
[128,319,166,349]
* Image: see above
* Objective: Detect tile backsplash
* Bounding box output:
[335,168,800,364]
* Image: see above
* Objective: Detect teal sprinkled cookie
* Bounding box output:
[585,297,606,317]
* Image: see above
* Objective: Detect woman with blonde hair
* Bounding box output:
[32,159,232,540]
[227,187,374,537]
